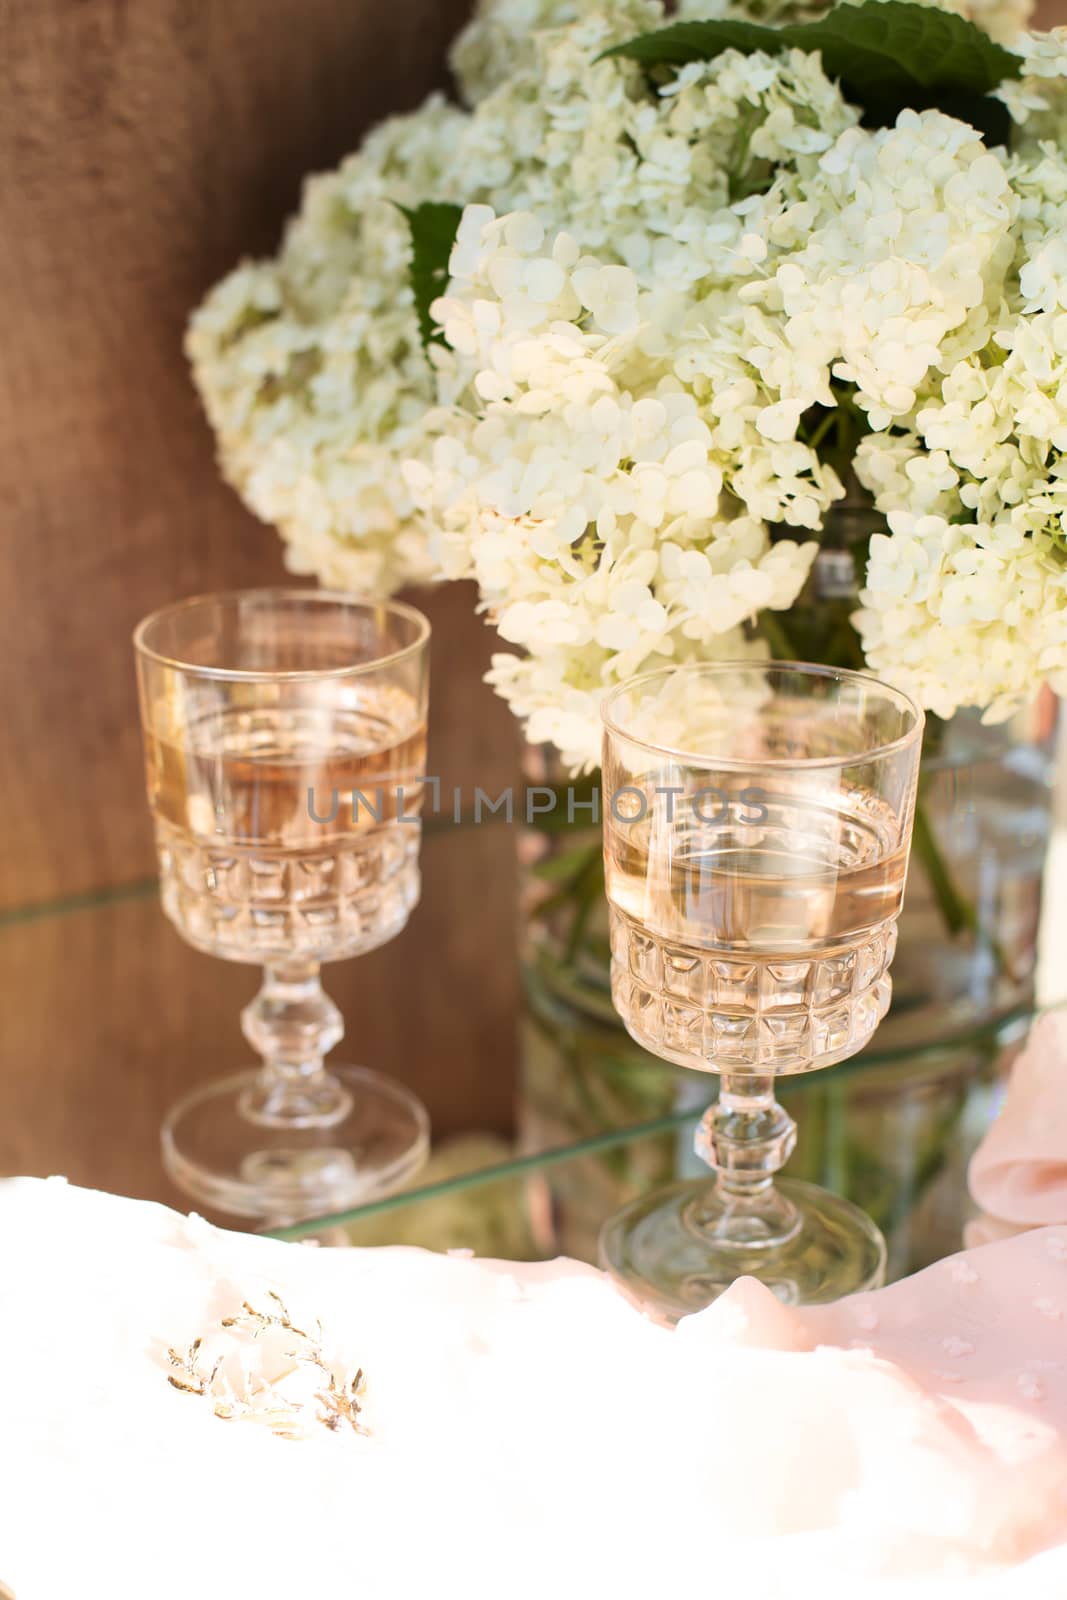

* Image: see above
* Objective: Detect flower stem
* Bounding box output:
[911,797,1014,980]
[911,801,969,938]
[759,611,798,660]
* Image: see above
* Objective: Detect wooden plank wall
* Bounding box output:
[0,0,522,1208]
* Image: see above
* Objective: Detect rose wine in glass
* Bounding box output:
[145,690,426,964]
[599,663,923,1319]
[135,590,431,1224]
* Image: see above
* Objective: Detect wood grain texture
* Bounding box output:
[0,0,529,1188]
[0,0,495,911]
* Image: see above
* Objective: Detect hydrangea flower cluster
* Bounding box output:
[187,97,469,592]
[853,75,1067,718]
[189,0,1067,767]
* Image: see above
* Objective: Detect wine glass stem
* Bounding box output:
[692,1074,800,1247]
[238,962,353,1129]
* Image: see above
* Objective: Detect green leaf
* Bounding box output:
[601,1,1019,142]
[531,842,603,883]
[600,17,782,67]
[396,202,463,351]
[786,3,1019,98]
[521,776,601,833]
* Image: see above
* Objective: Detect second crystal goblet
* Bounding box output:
[599,662,923,1318]
[134,589,431,1224]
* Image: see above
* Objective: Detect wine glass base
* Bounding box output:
[599,1177,886,1324]
[162,1065,430,1225]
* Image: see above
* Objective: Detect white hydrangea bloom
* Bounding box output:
[856,512,1067,722]
[453,26,856,269]
[451,0,663,106]
[853,137,1067,720]
[447,0,1031,113]
[483,628,769,769]
[997,27,1067,149]
[187,97,471,593]
[412,76,1031,750]
[742,111,1018,431]
[188,4,662,602]
[190,0,1067,757]
[408,198,823,760]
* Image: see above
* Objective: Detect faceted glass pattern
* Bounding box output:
[610,904,895,1075]
[157,819,420,963]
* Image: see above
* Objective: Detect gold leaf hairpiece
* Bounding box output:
[166,1292,368,1442]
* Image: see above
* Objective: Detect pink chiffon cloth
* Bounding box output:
[666,1019,1067,1568]
[969,1010,1067,1228]
[686,1224,1067,1565]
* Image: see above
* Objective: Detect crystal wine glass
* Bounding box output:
[599,661,923,1318]
[134,589,431,1224]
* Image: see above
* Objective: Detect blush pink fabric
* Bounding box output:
[969,1011,1067,1227]
[682,1224,1067,1566]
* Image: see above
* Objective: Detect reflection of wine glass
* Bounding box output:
[599,662,923,1319]
[134,589,431,1224]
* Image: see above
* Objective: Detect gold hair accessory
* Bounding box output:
[167,1291,367,1441]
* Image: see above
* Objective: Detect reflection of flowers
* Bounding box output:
[607,664,774,755]
[190,0,1067,770]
